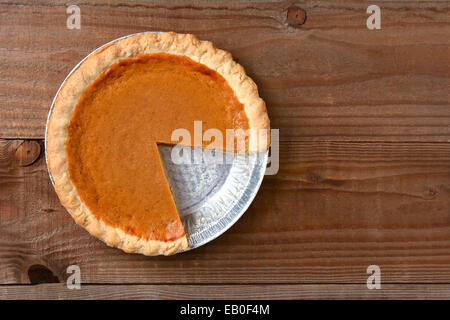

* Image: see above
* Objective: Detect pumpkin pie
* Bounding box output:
[46,32,270,256]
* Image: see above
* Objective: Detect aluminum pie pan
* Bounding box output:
[44,32,268,252]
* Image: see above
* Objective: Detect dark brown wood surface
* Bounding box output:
[3,283,450,300]
[0,0,449,299]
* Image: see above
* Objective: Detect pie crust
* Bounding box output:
[46,32,270,256]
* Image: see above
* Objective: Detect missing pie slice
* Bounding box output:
[46,32,270,256]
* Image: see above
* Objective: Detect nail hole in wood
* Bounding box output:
[424,187,437,199]
[28,264,60,284]
[287,6,307,27]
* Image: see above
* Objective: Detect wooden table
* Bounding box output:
[0,0,449,300]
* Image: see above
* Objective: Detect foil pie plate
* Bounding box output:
[45,32,268,252]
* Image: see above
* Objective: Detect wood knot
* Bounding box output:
[14,140,41,167]
[28,264,60,284]
[287,6,306,27]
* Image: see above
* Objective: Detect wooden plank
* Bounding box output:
[1,139,449,284]
[1,283,450,300]
[0,0,449,140]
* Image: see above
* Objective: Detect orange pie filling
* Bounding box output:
[66,53,250,242]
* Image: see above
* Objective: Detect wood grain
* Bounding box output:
[1,283,450,300]
[0,0,449,140]
[1,139,449,285]
[1,0,449,299]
